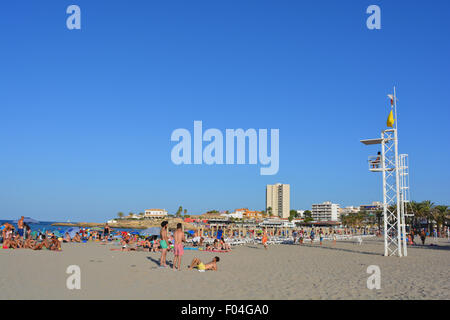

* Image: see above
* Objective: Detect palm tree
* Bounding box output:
[419,200,435,232]
[183,209,187,216]
[267,207,273,217]
[433,205,448,234]
[375,209,383,231]
[176,206,182,218]
[117,212,124,219]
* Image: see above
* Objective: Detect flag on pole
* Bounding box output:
[387,94,395,128]
[387,109,395,127]
[387,94,394,106]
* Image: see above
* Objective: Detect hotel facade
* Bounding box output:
[311,201,340,221]
[266,183,290,219]
[144,209,168,218]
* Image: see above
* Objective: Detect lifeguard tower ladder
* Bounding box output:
[360,88,409,257]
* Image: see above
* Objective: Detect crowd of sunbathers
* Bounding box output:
[115,233,232,252]
[1,222,62,251]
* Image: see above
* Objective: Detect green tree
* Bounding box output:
[117,212,124,219]
[375,209,383,231]
[176,206,183,218]
[267,207,273,217]
[303,210,312,218]
[304,217,314,224]
[433,205,448,233]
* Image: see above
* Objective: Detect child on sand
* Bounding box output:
[262,229,268,250]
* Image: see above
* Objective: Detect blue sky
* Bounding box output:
[1,0,449,222]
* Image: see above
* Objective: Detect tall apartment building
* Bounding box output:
[311,201,340,221]
[266,184,290,219]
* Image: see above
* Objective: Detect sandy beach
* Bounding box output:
[0,238,449,300]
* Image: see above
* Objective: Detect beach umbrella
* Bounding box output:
[13,217,40,224]
[141,227,160,237]
[53,230,63,238]
[66,227,81,238]
[130,231,140,235]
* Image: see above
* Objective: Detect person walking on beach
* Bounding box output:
[173,223,185,270]
[216,226,223,240]
[159,221,169,267]
[262,228,268,250]
[310,229,315,244]
[420,229,426,245]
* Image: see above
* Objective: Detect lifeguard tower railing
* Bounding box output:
[361,129,407,257]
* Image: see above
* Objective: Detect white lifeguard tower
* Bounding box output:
[360,87,410,257]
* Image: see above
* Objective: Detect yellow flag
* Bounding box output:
[387,109,395,127]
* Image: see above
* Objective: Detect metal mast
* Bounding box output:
[360,87,409,257]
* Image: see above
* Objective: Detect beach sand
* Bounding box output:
[0,238,449,299]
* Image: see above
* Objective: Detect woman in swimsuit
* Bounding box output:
[188,256,220,271]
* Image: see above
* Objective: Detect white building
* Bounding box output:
[144,209,168,218]
[340,206,360,215]
[221,210,243,219]
[259,218,295,228]
[296,210,305,218]
[311,201,340,221]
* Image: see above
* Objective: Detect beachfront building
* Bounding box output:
[266,183,290,219]
[243,210,263,220]
[296,210,305,218]
[126,213,141,219]
[220,208,263,220]
[259,218,295,228]
[311,201,340,221]
[359,201,383,213]
[340,206,360,215]
[144,209,168,218]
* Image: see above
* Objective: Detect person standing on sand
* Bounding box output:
[103,223,110,242]
[420,229,426,245]
[17,216,25,239]
[159,221,169,268]
[173,223,185,270]
[262,228,268,250]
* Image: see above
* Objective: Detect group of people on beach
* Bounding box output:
[1,217,61,251]
[158,221,220,271]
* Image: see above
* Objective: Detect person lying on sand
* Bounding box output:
[188,256,220,271]
[120,239,136,251]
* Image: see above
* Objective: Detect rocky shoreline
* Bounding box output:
[52,218,196,230]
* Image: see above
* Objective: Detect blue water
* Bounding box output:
[0,219,141,234]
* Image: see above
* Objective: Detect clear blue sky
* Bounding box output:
[1,0,449,222]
